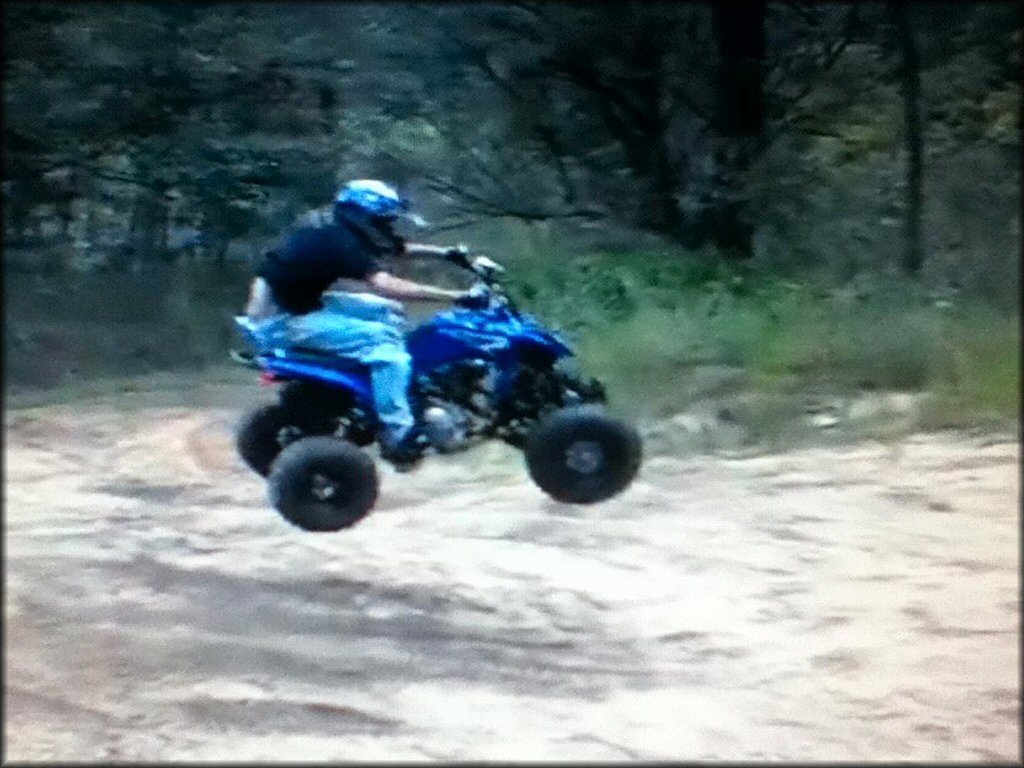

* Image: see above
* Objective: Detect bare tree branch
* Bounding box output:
[437,28,583,206]
[782,1,823,28]
[767,4,859,109]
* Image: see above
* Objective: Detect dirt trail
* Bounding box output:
[3,383,1019,761]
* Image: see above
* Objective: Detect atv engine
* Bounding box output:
[421,400,471,452]
[415,359,497,452]
[413,356,606,452]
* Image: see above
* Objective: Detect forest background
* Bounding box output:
[3,1,1020,443]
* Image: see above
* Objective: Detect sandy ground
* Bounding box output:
[3,382,1020,761]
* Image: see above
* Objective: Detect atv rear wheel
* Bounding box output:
[279,381,375,447]
[268,437,379,532]
[236,404,302,477]
[279,380,347,419]
[525,406,641,504]
[236,399,339,477]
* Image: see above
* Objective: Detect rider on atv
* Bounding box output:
[243,179,483,466]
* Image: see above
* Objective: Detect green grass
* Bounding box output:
[924,305,1021,424]
[506,248,1020,429]
[7,245,1016,443]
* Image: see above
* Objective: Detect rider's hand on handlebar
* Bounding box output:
[470,255,505,277]
[442,244,472,268]
[454,283,490,309]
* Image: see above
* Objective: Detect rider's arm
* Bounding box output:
[402,243,450,259]
[245,277,276,318]
[404,242,474,270]
[366,270,467,303]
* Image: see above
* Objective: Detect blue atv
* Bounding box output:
[231,254,642,532]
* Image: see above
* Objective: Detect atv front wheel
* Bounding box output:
[525,406,641,504]
[268,437,379,532]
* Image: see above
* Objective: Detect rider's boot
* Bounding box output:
[379,427,428,472]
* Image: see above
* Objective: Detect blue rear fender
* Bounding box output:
[244,306,574,413]
[236,316,376,405]
[260,355,376,406]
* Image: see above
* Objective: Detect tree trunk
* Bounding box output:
[213,238,230,265]
[713,0,766,138]
[122,183,170,269]
[888,0,924,276]
[4,182,30,245]
[636,131,687,239]
[1018,4,1023,272]
[709,0,766,260]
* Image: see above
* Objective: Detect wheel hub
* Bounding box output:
[310,473,339,501]
[277,425,304,447]
[565,440,604,474]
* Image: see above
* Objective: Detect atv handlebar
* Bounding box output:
[468,254,505,282]
[456,251,518,312]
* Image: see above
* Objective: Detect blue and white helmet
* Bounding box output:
[334,179,429,227]
[335,179,407,218]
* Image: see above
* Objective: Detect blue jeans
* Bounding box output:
[246,294,415,443]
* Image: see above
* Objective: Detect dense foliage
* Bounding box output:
[3,2,1020,426]
[3,2,1019,285]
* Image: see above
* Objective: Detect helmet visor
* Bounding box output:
[399,211,430,228]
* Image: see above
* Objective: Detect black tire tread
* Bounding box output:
[236,403,291,477]
[525,405,642,504]
[268,437,379,532]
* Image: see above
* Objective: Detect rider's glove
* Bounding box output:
[455,284,490,310]
[470,255,505,278]
[443,244,472,268]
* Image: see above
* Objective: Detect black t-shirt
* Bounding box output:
[257,207,402,315]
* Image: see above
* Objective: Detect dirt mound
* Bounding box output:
[4,390,1019,761]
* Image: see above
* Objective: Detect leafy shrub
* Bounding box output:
[513,248,1019,426]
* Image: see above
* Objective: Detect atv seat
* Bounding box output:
[273,347,369,373]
